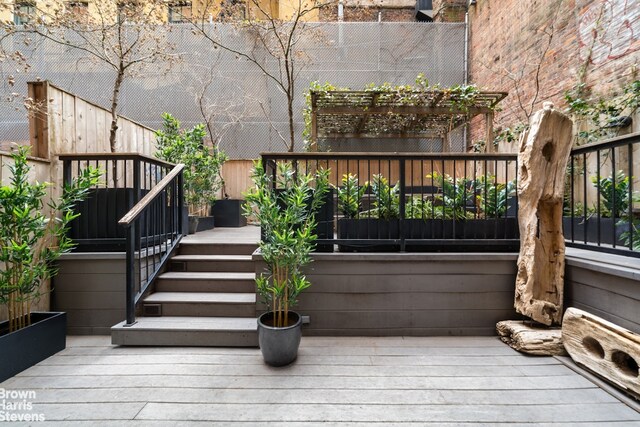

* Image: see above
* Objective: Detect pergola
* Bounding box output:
[309,89,507,151]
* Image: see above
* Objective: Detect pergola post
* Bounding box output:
[485,112,494,153]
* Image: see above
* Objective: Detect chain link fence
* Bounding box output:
[0,22,466,158]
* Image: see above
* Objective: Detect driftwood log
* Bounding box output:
[563,307,640,397]
[515,102,573,326]
[496,320,567,356]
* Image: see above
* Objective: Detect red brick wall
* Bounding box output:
[469,0,640,149]
[432,0,467,22]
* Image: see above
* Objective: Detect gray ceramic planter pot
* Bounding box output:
[257,311,302,367]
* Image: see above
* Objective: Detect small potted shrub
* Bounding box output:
[244,161,330,366]
[0,146,100,381]
[155,113,227,233]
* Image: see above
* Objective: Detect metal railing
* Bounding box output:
[118,163,185,326]
[565,132,640,257]
[261,152,520,252]
[61,153,176,251]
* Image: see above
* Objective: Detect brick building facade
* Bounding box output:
[468,0,640,149]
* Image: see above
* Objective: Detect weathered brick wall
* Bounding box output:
[469,0,640,150]
[319,0,416,22]
[432,0,466,22]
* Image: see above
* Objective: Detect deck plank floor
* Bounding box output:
[1,336,638,425]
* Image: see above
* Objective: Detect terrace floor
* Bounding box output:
[1,335,639,425]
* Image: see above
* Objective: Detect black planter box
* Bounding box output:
[338,218,401,252]
[338,217,519,252]
[269,189,335,253]
[213,199,247,227]
[196,216,216,232]
[0,312,66,382]
[563,216,629,246]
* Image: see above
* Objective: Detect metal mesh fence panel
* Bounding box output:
[0,22,465,158]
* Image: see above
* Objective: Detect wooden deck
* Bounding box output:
[1,336,638,425]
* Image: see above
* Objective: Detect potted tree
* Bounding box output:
[155,113,227,234]
[0,146,100,382]
[244,161,330,366]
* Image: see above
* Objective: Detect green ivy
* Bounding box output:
[303,75,485,151]
[564,80,640,145]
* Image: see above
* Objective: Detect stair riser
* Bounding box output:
[178,244,257,256]
[157,303,256,317]
[155,279,256,293]
[171,260,255,273]
[112,329,258,347]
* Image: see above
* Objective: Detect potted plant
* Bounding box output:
[0,146,100,382]
[243,161,330,366]
[155,113,227,234]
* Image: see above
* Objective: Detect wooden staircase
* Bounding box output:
[111,238,259,347]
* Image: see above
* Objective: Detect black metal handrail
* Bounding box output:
[261,152,520,252]
[61,153,175,251]
[565,132,639,257]
[118,163,185,326]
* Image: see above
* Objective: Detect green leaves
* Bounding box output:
[0,146,101,332]
[335,173,367,219]
[155,113,227,215]
[243,161,329,326]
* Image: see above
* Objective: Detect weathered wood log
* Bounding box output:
[515,102,573,326]
[563,307,640,397]
[496,320,567,356]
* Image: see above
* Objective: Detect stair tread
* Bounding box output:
[113,316,257,331]
[144,292,256,304]
[171,255,253,261]
[159,272,255,280]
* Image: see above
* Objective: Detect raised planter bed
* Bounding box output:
[0,312,66,382]
[338,217,519,252]
[563,216,629,246]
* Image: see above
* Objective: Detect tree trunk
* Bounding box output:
[515,102,573,326]
[287,93,295,152]
[109,69,125,153]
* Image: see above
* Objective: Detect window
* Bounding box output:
[168,1,192,23]
[13,1,36,25]
[65,2,89,20]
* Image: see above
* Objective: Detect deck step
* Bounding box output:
[156,272,256,292]
[143,292,256,317]
[111,316,258,347]
[170,254,255,272]
[178,242,258,256]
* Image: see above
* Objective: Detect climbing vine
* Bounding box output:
[564,80,640,145]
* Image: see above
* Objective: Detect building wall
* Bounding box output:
[432,0,466,22]
[320,0,416,22]
[468,0,640,149]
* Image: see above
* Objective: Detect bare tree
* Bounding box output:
[1,0,181,152]
[187,0,334,152]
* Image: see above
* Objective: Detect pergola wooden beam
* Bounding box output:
[310,89,508,151]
